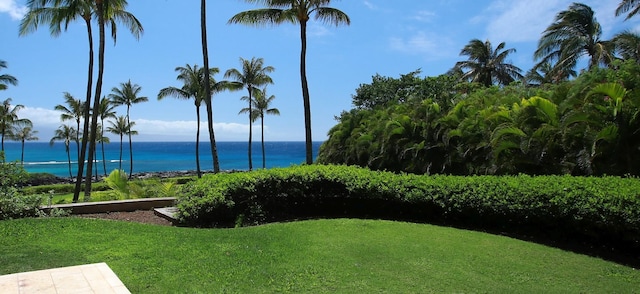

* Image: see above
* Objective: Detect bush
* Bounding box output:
[177,165,640,247]
[0,187,43,220]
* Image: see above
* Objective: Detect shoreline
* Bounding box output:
[25,170,224,186]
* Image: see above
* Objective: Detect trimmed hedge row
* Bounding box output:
[176,165,640,245]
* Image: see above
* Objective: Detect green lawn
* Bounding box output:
[1,218,638,293]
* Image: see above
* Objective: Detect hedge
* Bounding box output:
[176,165,640,246]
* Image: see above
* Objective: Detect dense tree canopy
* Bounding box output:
[318,60,640,176]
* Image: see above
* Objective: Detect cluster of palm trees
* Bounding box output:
[0,62,37,165]
[20,0,143,202]
[319,59,640,176]
[453,2,640,88]
[18,0,349,201]
[319,1,640,176]
[158,57,280,177]
[49,80,146,179]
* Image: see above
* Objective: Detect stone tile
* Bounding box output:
[0,263,131,294]
[0,274,19,293]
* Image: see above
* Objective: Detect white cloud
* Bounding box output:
[389,31,456,59]
[483,0,634,43]
[363,0,376,10]
[483,0,568,43]
[16,108,266,142]
[411,10,437,22]
[0,0,27,20]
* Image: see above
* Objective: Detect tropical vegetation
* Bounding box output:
[229,0,351,165]
[225,57,275,171]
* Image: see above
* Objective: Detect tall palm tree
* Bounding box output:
[0,60,18,91]
[20,0,143,202]
[455,39,523,87]
[0,98,31,152]
[616,0,640,20]
[109,80,147,178]
[225,57,274,170]
[50,124,77,178]
[200,0,223,173]
[241,87,280,169]
[158,64,218,178]
[613,30,640,62]
[535,3,614,75]
[97,96,116,176]
[229,0,350,165]
[10,125,38,166]
[54,92,84,158]
[106,115,135,171]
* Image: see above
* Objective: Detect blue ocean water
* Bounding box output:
[1,141,323,177]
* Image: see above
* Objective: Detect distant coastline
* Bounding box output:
[3,141,323,178]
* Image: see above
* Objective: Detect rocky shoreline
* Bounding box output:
[26,170,215,186]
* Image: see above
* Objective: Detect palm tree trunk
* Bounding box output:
[119,135,123,171]
[127,107,133,179]
[248,88,253,171]
[20,139,25,166]
[66,147,72,178]
[73,16,95,202]
[195,105,202,178]
[84,0,106,200]
[261,114,266,169]
[201,0,220,173]
[300,21,313,165]
[101,119,107,176]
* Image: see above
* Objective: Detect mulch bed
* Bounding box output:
[75,210,173,226]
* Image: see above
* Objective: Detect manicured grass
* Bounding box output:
[1,218,638,293]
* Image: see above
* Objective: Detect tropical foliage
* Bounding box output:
[225,57,275,171]
[229,0,350,164]
[318,60,640,176]
[455,39,523,87]
[109,80,148,178]
[0,60,18,91]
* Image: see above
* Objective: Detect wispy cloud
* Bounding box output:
[20,107,265,142]
[0,0,27,20]
[389,31,456,59]
[411,10,437,22]
[363,0,376,10]
[482,0,634,43]
[482,0,568,43]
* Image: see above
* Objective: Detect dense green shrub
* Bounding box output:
[177,165,640,247]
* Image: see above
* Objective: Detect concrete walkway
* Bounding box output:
[0,263,130,293]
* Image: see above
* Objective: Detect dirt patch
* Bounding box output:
[75,210,173,226]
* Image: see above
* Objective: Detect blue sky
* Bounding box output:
[1,0,638,142]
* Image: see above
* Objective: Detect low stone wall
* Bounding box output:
[40,197,176,214]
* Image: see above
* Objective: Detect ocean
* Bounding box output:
[1,141,323,177]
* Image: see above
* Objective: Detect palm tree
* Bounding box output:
[455,39,523,87]
[0,98,31,152]
[525,62,577,86]
[55,92,84,158]
[535,3,614,75]
[20,0,143,202]
[241,87,280,169]
[613,30,640,62]
[50,124,77,178]
[10,125,38,166]
[616,0,640,20]
[200,0,222,173]
[106,115,135,171]
[109,80,147,177]
[225,57,275,170]
[0,60,18,91]
[97,96,116,176]
[158,64,218,178]
[229,0,350,165]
